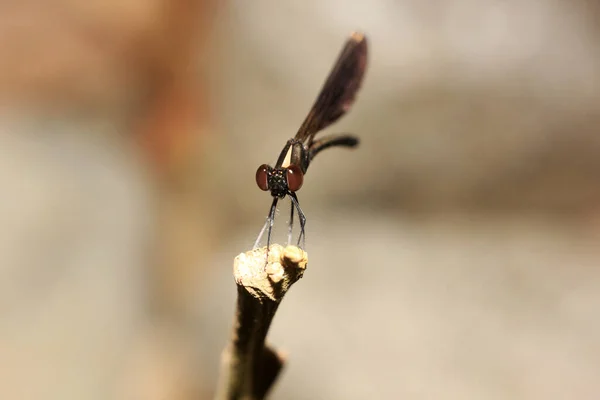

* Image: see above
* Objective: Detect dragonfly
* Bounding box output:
[253,31,368,251]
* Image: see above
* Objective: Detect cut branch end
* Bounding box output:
[215,244,308,400]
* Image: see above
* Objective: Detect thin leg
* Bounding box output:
[253,219,269,249]
[265,197,278,251]
[287,201,295,246]
[288,192,306,249]
[254,197,278,250]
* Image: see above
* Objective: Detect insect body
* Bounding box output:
[254,32,368,250]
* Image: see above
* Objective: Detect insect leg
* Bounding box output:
[289,192,306,249]
[254,197,279,250]
[287,200,295,246]
[266,197,278,251]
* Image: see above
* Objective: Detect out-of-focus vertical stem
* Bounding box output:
[215,245,308,400]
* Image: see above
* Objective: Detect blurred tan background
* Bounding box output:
[1,1,600,399]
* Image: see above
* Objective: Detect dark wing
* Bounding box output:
[294,32,368,144]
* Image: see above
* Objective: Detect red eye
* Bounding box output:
[286,165,304,192]
[256,164,270,191]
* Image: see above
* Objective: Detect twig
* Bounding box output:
[215,244,309,400]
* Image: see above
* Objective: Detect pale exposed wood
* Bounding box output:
[215,245,308,400]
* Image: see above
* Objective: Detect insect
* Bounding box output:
[254,31,368,251]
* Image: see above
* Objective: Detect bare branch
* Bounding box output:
[215,244,308,400]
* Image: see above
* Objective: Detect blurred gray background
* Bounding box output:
[1,0,600,399]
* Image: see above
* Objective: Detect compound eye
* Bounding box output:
[286,164,304,192]
[255,164,270,191]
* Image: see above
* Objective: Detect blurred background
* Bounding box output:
[1,0,600,399]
